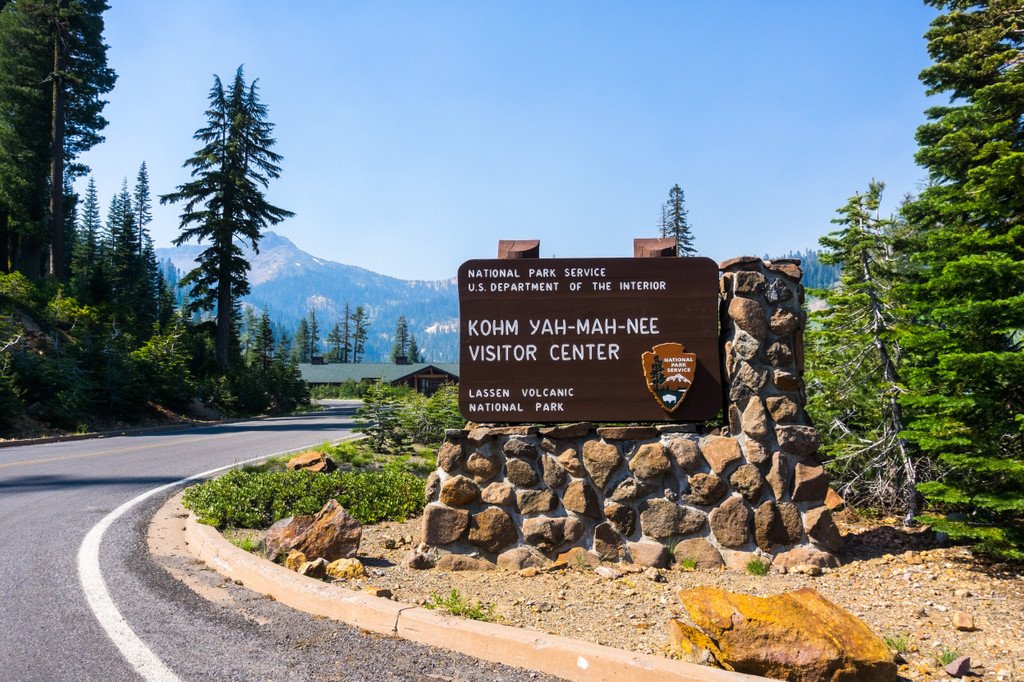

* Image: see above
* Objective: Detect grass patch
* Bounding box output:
[935,648,961,666]
[884,634,910,653]
[678,558,697,571]
[182,465,426,529]
[227,534,261,552]
[424,589,496,622]
[746,558,770,576]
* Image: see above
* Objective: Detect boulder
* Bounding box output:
[538,422,593,439]
[298,558,329,579]
[803,506,843,552]
[766,395,799,423]
[289,499,361,562]
[608,477,656,503]
[672,587,896,681]
[562,479,600,518]
[773,369,802,392]
[285,451,336,473]
[825,487,846,512]
[775,425,820,457]
[263,515,316,562]
[502,437,538,459]
[436,554,496,571]
[556,447,586,477]
[728,297,769,340]
[673,537,724,570]
[700,436,743,474]
[770,308,802,335]
[496,546,550,571]
[629,442,673,479]
[468,507,518,553]
[522,516,583,553]
[765,340,793,367]
[627,540,669,568]
[283,549,307,571]
[792,463,830,502]
[729,362,769,402]
[581,440,623,488]
[516,488,557,515]
[424,471,441,501]
[740,398,770,441]
[765,277,793,303]
[593,522,626,561]
[596,426,659,440]
[437,441,465,473]
[480,481,515,505]
[603,502,637,537]
[729,464,765,503]
[439,475,479,507]
[504,458,539,487]
[667,437,704,473]
[556,546,600,569]
[730,331,761,362]
[421,504,469,545]
[733,270,767,294]
[772,547,840,571]
[326,557,364,580]
[778,502,804,544]
[766,452,789,500]
[744,439,769,465]
[710,495,751,549]
[639,498,706,539]
[466,450,501,483]
[684,473,727,506]
[541,454,567,488]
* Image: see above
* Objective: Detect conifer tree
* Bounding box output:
[161,66,293,368]
[390,315,410,362]
[340,302,352,363]
[325,322,343,363]
[292,318,310,363]
[408,334,421,364]
[895,0,1024,559]
[351,305,368,363]
[71,176,100,292]
[659,184,697,256]
[307,308,319,359]
[807,181,921,524]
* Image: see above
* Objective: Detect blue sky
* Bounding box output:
[78,1,939,280]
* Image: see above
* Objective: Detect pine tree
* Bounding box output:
[408,333,421,364]
[161,66,293,368]
[252,309,275,372]
[71,176,100,292]
[660,184,697,256]
[351,305,368,363]
[807,181,921,524]
[325,322,343,363]
[340,302,352,363]
[292,318,310,364]
[390,315,410,362]
[132,161,151,252]
[899,0,1024,559]
[307,308,319,359]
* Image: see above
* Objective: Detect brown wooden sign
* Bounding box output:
[458,257,722,422]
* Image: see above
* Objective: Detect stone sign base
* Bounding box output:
[423,423,840,570]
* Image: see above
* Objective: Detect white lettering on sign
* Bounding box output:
[467,344,538,361]
[468,319,519,336]
[549,343,620,361]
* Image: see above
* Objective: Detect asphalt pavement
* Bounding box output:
[0,402,553,681]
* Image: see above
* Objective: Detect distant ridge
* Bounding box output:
[157,232,458,362]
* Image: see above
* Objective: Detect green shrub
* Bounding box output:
[746,558,770,576]
[182,467,426,529]
[424,589,496,622]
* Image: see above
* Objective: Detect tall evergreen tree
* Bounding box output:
[390,314,410,362]
[325,322,343,363]
[340,302,352,363]
[408,333,421,364]
[161,66,293,368]
[899,0,1024,559]
[807,181,921,524]
[292,318,310,364]
[132,161,151,252]
[71,176,100,289]
[659,184,697,256]
[307,307,319,359]
[351,305,368,363]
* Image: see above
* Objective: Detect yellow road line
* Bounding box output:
[0,432,240,470]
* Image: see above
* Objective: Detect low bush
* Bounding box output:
[182,466,426,529]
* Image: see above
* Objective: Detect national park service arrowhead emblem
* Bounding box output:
[642,342,697,413]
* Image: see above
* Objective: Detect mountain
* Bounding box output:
[156,232,459,362]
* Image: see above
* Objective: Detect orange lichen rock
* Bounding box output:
[670,586,896,681]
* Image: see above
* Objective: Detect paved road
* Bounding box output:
[0,403,553,681]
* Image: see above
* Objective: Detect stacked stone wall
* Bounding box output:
[421,257,841,570]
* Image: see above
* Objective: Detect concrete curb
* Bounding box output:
[182,514,766,681]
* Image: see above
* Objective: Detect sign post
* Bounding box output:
[458,257,722,422]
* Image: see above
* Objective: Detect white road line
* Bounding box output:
[77,436,356,681]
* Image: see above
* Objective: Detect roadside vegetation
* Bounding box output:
[182,385,459,530]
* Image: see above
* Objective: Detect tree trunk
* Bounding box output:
[215,243,232,369]
[48,2,68,280]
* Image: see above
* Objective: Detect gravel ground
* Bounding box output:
[316,511,1024,682]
